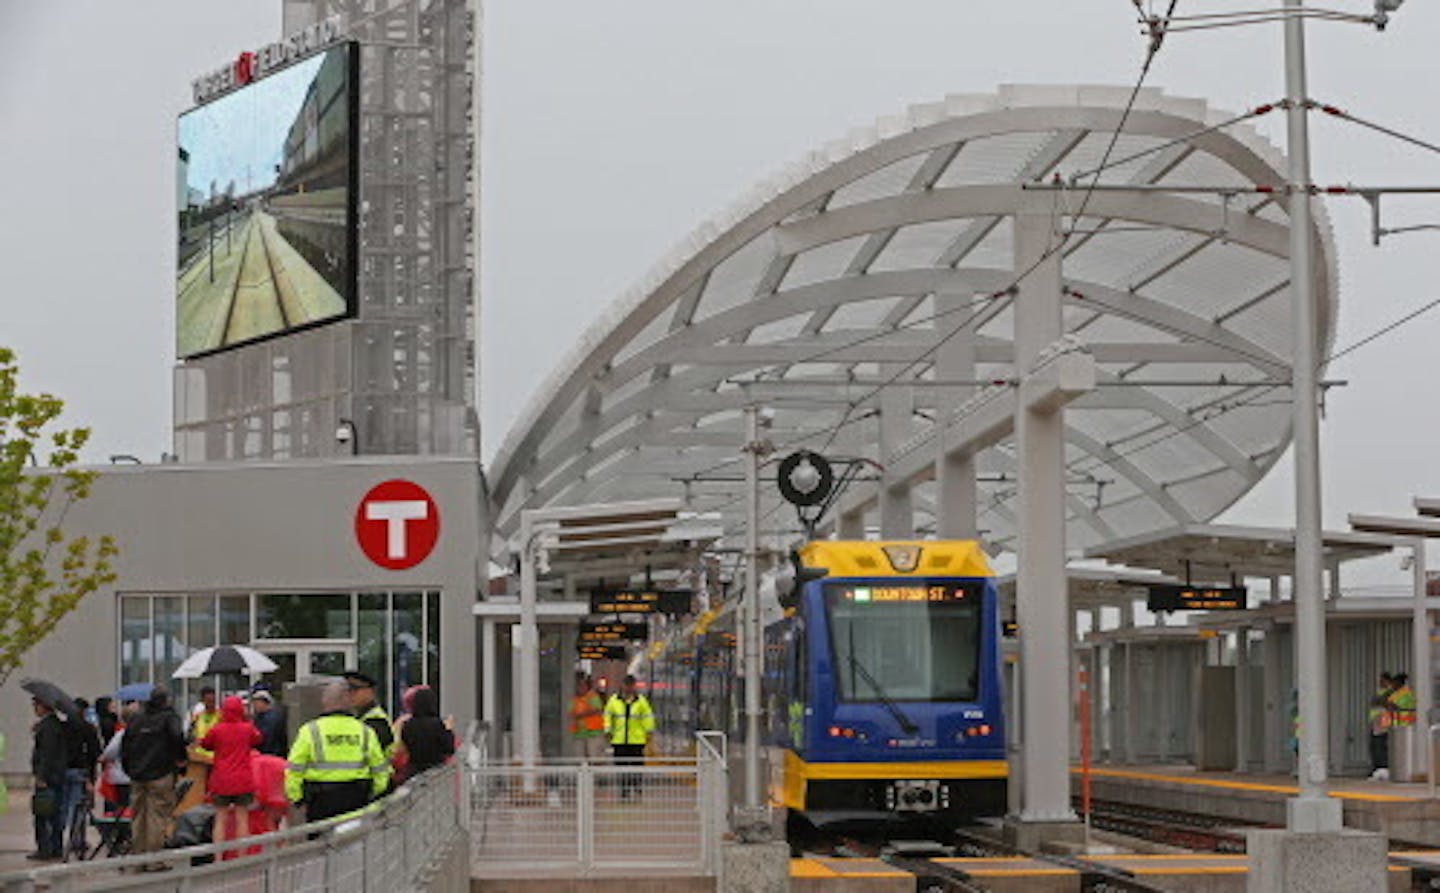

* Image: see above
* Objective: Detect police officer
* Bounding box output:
[285,682,390,821]
[603,675,655,800]
[343,671,395,757]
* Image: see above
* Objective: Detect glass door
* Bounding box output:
[253,642,357,691]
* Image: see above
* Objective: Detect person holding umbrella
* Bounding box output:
[28,698,68,861]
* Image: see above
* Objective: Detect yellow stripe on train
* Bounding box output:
[797,540,994,579]
[776,750,1008,811]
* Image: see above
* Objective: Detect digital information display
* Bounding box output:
[177,43,359,358]
[578,621,649,644]
[832,584,974,604]
[577,645,628,660]
[1147,584,1248,612]
[589,589,692,616]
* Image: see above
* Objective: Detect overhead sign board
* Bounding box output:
[577,645,628,661]
[192,15,345,106]
[579,621,649,644]
[589,589,692,616]
[1147,584,1247,612]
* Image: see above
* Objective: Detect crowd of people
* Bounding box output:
[28,671,455,862]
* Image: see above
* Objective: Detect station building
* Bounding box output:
[0,457,483,776]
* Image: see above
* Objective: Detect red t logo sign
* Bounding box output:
[355,480,440,570]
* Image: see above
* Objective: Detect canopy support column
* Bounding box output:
[1011,202,1077,826]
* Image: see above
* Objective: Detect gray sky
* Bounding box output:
[3,1,1440,583]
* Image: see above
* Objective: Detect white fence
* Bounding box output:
[469,732,728,878]
[0,762,469,893]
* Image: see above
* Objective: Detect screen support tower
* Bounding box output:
[175,0,480,461]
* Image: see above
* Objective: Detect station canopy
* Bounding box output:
[491,85,1339,556]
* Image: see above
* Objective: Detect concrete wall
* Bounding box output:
[2,455,484,774]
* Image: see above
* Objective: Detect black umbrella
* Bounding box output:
[172,645,278,679]
[21,678,79,719]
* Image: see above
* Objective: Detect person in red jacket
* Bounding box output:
[199,696,261,848]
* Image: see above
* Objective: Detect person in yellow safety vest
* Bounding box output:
[1369,671,1396,780]
[1390,672,1417,729]
[343,672,396,757]
[286,682,390,822]
[603,675,655,800]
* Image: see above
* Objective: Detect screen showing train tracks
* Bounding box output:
[176,43,359,358]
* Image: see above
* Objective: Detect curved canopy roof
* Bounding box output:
[491,85,1338,556]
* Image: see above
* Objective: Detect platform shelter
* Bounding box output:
[1074,523,1434,779]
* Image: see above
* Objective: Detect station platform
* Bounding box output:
[1077,764,1440,844]
[793,854,1414,892]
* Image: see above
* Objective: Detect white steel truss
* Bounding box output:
[491,86,1338,556]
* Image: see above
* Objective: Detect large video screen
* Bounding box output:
[176,43,358,359]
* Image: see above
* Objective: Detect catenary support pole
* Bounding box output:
[741,405,765,832]
[1282,0,1341,833]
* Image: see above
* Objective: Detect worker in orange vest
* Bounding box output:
[569,673,607,762]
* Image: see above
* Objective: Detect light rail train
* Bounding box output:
[646,539,1007,828]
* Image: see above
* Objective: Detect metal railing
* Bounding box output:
[0,761,469,893]
[469,733,728,878]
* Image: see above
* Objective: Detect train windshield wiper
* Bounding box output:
[848,654,919,735]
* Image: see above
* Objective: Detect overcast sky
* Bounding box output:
[3,1,1440,584]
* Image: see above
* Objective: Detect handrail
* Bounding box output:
[696,729,728,764]
[0,761,463,890]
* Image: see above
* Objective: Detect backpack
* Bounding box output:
[121,710,180,780]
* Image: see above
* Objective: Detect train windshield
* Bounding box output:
[825,582,982,703]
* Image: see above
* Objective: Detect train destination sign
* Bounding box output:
[589,589,692,616]
[579,621,649,644]
[1146,584,1248,612]
[577,645,628,661]
[830,584,972,604]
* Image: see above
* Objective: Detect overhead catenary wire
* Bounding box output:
[1067,294,1440,475]
[786,1,1176,456]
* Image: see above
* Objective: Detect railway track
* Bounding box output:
[805,805,1440,890]
[810,824,1174,892]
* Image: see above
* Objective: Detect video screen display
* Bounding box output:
[176,43,358,359]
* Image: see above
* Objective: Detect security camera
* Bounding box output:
[1374,0,1404,29]
[335,424,353,444]
[758,407,777,428]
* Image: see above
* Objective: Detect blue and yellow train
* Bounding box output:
[647,539,1007,826]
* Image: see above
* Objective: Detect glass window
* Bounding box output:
[357,592,389,709]
[154,596,186,685]
[120,596,151,685]
[425,591,440,698]
[219,595,250,645]
[393,592,423,712]
[256,593,353,639]
[825,582,981,702]
[187,595,216,650]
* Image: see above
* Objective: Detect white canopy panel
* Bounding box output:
[491,85,1339,556]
